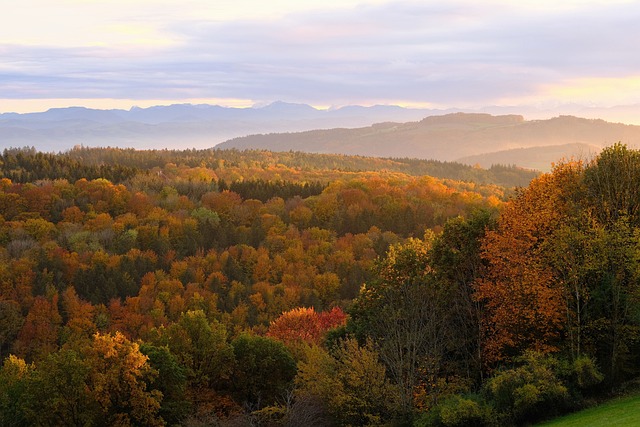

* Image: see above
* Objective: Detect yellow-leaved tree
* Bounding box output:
[84,331,164,426]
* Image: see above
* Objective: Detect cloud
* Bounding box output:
[541,76,640,106]
[1,0,639,111]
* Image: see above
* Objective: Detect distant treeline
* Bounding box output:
[61,146,538,187]
[0,147,139,183]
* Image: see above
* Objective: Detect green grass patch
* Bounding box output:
[537,394,640,426]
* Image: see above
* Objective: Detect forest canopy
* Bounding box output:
[2,145,638,426]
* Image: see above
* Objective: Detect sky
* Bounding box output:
[1,0,639,114]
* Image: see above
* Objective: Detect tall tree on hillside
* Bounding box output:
[429,209,497,381]
[349,237,451,417]
[475,162,582,367]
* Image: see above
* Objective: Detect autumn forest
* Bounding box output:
[1,144,639,426]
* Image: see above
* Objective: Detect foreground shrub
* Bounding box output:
[572,355,604,390]
[483,352,569,424]
[414,394,495,427]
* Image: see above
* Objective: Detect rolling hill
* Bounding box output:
[218,113,640,170]
[457,142,602,171]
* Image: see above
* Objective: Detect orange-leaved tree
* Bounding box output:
[474,161,583,367]
[267,306,347,345]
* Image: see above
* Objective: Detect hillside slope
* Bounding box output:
[456,142,601,171]
[218,113,640,167]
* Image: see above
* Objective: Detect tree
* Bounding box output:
[578,219,640,382]
[159,310,234,390]
[0,355,33,427]
[541,222,598,361]
[83,332,163,426]
[28,349,95,426]
[14,294,62,361]
[296,338,398,426]
[429,210,497,381]
[349,237,451,416]
[474,164,580,367]
[0,300,23,360]
[267,306,347,346]
[231,334,297,407]
[312,272,342,308]
[155,309,238,418]
[60,286,96,345]
[140,343,189,425]
[582,143,640,226]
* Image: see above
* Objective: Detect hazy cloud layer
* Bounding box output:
[1,0,639,111]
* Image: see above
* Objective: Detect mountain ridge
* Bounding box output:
[218,113,640,171]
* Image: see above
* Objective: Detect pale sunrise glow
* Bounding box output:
[545,76,640,106]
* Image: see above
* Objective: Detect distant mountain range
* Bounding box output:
[0,102,440,152]
[218,113,640,171]
[2,102,640,171]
